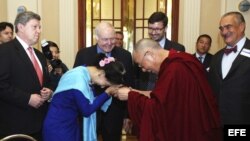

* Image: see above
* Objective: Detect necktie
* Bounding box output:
[28,47,43,86]
[198,56,203,63]
[224,46,237,55]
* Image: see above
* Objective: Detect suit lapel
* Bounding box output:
[164,39,171,50]
[227,39,250,77]
[203,55,209,65]
[215,50,224,79]
[110,47,118,58]
[13,39,41,85]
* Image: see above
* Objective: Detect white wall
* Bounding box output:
[58,0,78,68]
[0,0,7,21]
[179,0,201,54]
[7,0,40,23]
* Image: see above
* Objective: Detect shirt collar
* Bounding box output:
[226,36,246,52]
[16,35,30,50]
[195,53,206,58]
[158,37,166,48]
[97,45,111,57]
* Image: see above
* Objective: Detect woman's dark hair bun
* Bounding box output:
[104,61,126,84]
[94,53,126,84]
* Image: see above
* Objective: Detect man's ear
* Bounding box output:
[17,23,24,32]
[239,22,245,33]
[146,50,155,62]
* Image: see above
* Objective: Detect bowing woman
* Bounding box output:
[43,54,126,141]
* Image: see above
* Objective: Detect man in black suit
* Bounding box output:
[193,34,213,70]
[0,11,52,141]
[74,22,134,141]
[135,11,185,90]
[208,11,250,126]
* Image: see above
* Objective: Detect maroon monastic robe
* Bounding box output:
[128,51,222,141]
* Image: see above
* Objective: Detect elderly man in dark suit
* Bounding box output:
[0,11,52,141]
[74,21,134,141]
[135,11,185,91]
[208,11,250,126]
[193,34,213,71]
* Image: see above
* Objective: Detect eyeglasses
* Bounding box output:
[138,51,149,68]
[148,27,165,33]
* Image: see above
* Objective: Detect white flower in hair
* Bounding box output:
[99,57,115,67]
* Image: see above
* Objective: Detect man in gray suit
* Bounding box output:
[208,11,250,126]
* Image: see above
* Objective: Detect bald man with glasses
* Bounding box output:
[115,38,222,141]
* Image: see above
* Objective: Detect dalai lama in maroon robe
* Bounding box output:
[115,38,222,141]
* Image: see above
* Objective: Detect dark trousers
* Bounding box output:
[98,100,125,141]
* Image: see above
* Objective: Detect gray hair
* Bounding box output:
[14,11,41,33]
[222,11,245,24]
[94,22,115,39]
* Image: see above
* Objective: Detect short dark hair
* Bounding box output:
[47,41,60,52]
[0,22,14,32]
[196,34,212,45]
[116,31,124,36]
[148,12,168,27]
[94,53,126,84]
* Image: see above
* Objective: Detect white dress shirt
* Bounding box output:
[221,37,246,79]
[16,35,43,70]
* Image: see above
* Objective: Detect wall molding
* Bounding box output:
[59,0,77,68]
[181,0,201,53]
